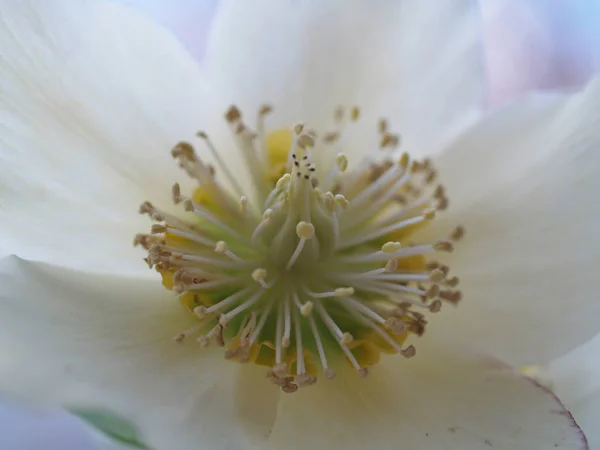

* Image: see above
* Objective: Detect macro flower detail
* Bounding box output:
[136,105,462,391]
[1,1,598,449]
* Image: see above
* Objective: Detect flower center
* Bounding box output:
[135,105,463,393]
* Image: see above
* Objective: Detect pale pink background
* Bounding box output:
[1,1,598,448]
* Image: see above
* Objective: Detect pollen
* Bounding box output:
[135,104,463,392]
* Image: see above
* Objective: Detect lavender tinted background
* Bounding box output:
[1,0,598,448]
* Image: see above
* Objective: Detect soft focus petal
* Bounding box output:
[266,338,587,449]
[114,0,219,61]
[422,76,600,364]
[0,256,278,450]
[483,0,600,106]
[0,0,213,275]
[203,0,485,159]
[543,332,600,450]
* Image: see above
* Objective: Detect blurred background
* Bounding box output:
[1,0,598,448]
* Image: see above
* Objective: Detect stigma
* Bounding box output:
[135,105,463,392]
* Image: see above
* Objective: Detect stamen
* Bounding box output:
[137,104,462,390]
[308,313,335,379]
[197,131,245,198]
[286,222,315,270]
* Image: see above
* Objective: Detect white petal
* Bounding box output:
[266,338,587,449]
[543,332,600,450]
[422,76,600,364]
[0,256,279,450]
[203,0,485,158]
[0,0,213,275]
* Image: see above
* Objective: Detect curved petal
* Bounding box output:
[543,332,600,450]
[203,0,485,158]
[0,0,214,275]
[0,256,279,450]
[420,76,600,364]
[266,338,587,449]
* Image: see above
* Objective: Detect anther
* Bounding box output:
[423,209,436,220]
[399,152,410,168]
[424,285,440,298]
[252,268,268,286]
[384,317,406,334]
[434,241,454,252]
[450,226,465,241]
[294,123,305,135]
[259,104,272,116]
[272,363,289,378]
[300,301,314,316]
[214,241,228,254]
[402,345,416,358]
[225,105,241,123]
[194,306,207,318]
[297,133,315,148]
[296,222,315,239]
[324,369,337,380]
[351,106,360,121]
[334,194,349,209]
[429,269,445,282]
[385,259,398,272]
[444,276,460,287]
[378,119,388,134]
[336,153,348,172]
[171,183,183,204]
[382,242,402,253]
[296,373,317,387]
[334,287,355,297]
[341,332,354,345]
[150,224,167,234]
[182,199,194,212]
[429,299,442,313]
[358,368,369,378]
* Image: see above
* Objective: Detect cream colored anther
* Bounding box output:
[252,268,268,282]
[336,153,348,172]
[300,301,314,316]
[214,241,228,254]
[296,222,315,239]
[341,332,354,345]
[276,173,291,190]
[262,209,273,222]
[334,287,354,297]
[385,259,398,272]
[334,194,349,209]
[382,242,402,253]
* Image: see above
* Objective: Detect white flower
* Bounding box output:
[534,333,600,450]
[1,1,598,449]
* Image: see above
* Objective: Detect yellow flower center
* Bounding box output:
[135,105,463,392]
